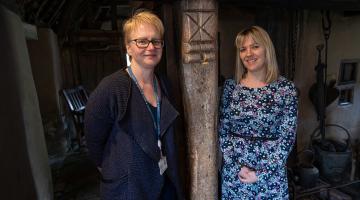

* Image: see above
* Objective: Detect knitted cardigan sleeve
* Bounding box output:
[84,70,130,167]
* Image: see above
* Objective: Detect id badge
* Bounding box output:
[158,155,168,175]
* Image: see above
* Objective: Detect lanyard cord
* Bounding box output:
[127,66,162,146]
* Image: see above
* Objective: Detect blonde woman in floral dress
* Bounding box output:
[219,26,298,199]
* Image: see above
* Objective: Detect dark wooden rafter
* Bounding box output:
[2,0,20,14]
[110,0,117,30]
[34,0,48,24]
[47,0,67,26]
[218,0,360,10]
[73,30,121,47]
[13,0,360,31]
[55,0,92,37]
[15,0,67,26]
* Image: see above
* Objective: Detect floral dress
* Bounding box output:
[219,77,298,200]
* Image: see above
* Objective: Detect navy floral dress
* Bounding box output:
[219,77,298,200]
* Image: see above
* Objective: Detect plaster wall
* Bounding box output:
[0,5,53,200]
[27,28,63,120]
[294,10,360,150]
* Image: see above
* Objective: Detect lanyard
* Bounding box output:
[127,66,162,150]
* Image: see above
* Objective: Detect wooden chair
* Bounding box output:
[62,86,89,149]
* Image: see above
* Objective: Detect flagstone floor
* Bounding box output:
[45,119,100,200]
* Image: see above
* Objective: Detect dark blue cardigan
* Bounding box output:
[84,69,184,200]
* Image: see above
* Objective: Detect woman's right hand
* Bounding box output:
[238,166,258,184]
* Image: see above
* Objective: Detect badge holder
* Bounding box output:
[158,140,167,175]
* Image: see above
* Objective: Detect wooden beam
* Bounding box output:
[218,0,360,10]
[110,0,118,30]
[180,0,219,199]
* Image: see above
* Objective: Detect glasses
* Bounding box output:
[131,39,164,49]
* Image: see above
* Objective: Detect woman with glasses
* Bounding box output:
[85,11,183,200]
[218,26,298,199]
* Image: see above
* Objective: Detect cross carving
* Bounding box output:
[185,11,215,43]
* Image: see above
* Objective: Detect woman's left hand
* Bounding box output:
[238,166,258,184]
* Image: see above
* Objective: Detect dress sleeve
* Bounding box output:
[218,80,236,163]
[84,80,115,167]
[256,84,298,182]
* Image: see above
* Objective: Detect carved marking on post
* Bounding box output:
[183,10,216,64]
[186,12,214,42]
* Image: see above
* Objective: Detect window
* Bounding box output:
[338,60,358,85]
[337,59,358,106]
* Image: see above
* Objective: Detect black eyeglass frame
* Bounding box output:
[130,39,164,49]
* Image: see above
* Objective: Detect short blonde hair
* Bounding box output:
[123,10,164,45]
[234,26,279,83]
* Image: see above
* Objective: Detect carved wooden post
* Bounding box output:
[180,0,218,199]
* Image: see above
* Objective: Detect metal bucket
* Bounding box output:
[313,145,352,183]
[311,124,352,183]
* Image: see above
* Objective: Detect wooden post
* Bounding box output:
[180,0,218,199]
